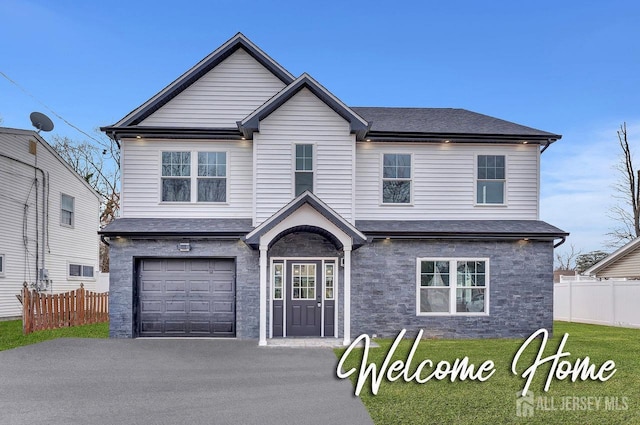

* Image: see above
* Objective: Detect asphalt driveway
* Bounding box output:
[0,338,372,425]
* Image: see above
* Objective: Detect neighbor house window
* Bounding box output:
[382,153,411,204]
[0,254,5,277]
[61,194,74,227]
[69,263,94,279]
[197,152,226,202]
[162,152,191,202]
[477,155,505,204]
[417,259,488,315]
[294,144,313,196]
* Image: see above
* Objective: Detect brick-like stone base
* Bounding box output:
[108,235,553,340]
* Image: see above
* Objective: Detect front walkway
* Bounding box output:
[266,338,380,348]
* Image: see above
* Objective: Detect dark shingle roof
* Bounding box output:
[99,218,253,236]
[351,107,560,139]
[355,220,568,239]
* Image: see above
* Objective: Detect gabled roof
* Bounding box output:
[245,191,367,249]
[352,107,561,142]
[238,73,370,140]
[104,33,295,133]
[0,127,100,199]
[584,237,640,276]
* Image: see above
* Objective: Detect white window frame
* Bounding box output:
[475,154,507,206]
[272,262,284,300]
[159,150,229,204]
[60,193,75,227]
[68,262,96,281]
[291,263,317,301]
[381,153,413,205]
[292,143,315,197]
[416,257,490,316]
[0,254,5,277]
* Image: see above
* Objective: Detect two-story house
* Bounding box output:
[100,33,567,344]
[0,127,101,318]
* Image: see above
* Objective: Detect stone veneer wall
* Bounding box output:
[350,239,554,339]
[108,238,259,338]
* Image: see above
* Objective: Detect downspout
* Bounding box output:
[100,235,110,247]
[540,139,554,154]
[554,236,566,248]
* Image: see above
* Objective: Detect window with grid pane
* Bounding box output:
[295,144,313,196]
[61,194,74,227]
[161,152,191,202]
[292,264,316,300]
[382,153,411,203]
[197,152,226,202]
[477,155,505,204]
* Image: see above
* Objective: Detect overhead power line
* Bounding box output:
[0,70,110,147]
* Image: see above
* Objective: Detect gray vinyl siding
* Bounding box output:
[0,130,100,317]
[254,88,355,225]
[355,142,540,220]
[139,49,286,128]
[596,249,640,279]
[120,138,253,219]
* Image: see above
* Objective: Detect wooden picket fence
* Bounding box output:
[21,282,109,334]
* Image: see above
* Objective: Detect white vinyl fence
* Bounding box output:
[554,279,640,328]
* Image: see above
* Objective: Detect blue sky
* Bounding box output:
[1,0,639,257]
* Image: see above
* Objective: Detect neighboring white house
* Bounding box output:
[0,127,101,318]
[584,237,640,279]
[100,33,567,343]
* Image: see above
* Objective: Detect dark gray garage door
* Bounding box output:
[137,258,235,337]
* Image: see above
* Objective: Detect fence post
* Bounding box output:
[78,283,85,325]
[22,283,29,335]
[568,280,573,322]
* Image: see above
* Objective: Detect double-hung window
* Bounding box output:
[161,151,227,202]
[197,152,226,202]
[417,258,488,315]
[382,153,411,204]
[161,152,191,202]
[477,155,505,204]
[61,194,74,227]
[294,144,313,196]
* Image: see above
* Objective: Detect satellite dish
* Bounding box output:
[30,112,54,133]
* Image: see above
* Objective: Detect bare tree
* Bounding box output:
[554,244,581,271]
[50,134,119,272]
[608,123,640,247]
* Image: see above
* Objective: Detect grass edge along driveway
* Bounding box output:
[334,322,640,425]
[0,319,108,351]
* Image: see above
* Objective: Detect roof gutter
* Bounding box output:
[554,236,567,248]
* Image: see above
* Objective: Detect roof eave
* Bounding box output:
[101,126,244,141]
[362,131,562,143]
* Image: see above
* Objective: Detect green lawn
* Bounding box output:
[335,322,640,425]
[0,320,109,352]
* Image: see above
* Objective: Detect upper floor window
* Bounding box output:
[382,153,411,204]
[162,152,191,202]
[161,151,227,203]
[295,144,313,196]
[61,194,74,227]
[197,152,226,202]
[477,155,505,204]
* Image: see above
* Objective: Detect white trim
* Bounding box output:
[343,248,351,345]
[259,246,268,346]
[290,263,317,301]
[0,254,5,277]
[474,154,507,206]
[415,257,490,316]
[380,153,413,206]
[252,134,258,227]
